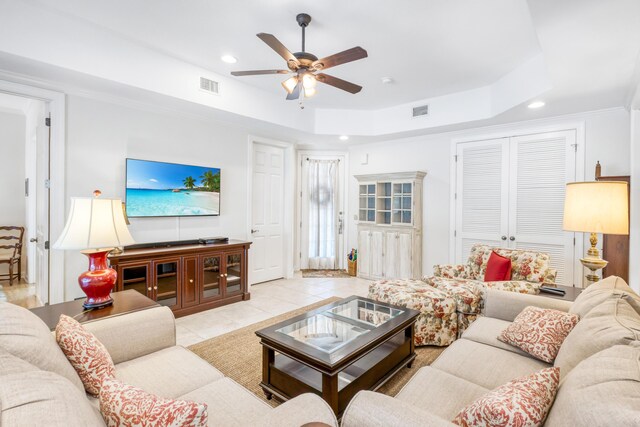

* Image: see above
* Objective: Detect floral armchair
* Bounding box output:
[431,243,557,292]
[368,244,557,347]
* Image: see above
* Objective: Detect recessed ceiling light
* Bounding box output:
[381,77,394,84]
[221,55,238,64]
[339,135,349,141]
[528,101,545,109]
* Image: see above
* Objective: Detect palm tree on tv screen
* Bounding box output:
[200,170,220,192]
[183,176,196,189]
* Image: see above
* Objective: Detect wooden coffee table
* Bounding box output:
[255,295,419,416]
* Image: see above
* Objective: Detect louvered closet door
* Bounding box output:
[455,138,510,263]
[508,131,576,285]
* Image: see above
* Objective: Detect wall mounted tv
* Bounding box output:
[125,158,220,218]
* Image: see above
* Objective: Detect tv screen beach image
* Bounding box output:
[126,159,220,217]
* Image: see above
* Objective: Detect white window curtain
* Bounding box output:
[307,159,339,269]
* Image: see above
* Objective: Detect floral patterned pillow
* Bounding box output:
[452,367,560,427]
[498,307,579,363]
[55,314,115,396]
[100,377,208,427]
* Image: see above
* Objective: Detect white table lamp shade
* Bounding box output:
[563,181,629,235]
[54,197,135,250]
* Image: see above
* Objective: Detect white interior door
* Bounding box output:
[455,138,510,262]
[508,131,576,285]
[299,155,345,270]
[35,120,50,303]
[249,143,284,285]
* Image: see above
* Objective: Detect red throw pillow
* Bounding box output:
[100,378,208,427]
[484,251,512,281]
[498,306,579,363]
[55,314,116,396]
[452,367,560,427]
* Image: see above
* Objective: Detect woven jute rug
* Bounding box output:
[300,269,353,278]
[188,297,444,406]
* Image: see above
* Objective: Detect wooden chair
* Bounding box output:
[0,226,25,286]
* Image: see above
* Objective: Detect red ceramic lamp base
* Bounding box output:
[79,250,117,309]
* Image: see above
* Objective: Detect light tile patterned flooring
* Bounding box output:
[0,279,41,308]
[176,275,371,347]
[2,274,372,348]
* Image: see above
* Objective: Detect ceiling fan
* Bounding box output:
[231,13,368,101]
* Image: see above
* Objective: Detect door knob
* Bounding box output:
[30,237,37,243]
[501,236,507,241]
[510,236,515,241]
[251,229,259,234]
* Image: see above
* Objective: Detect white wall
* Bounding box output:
[62,95,253,300]
[0,111,26,225]
[0,111,26,278]
[347,108,631,279]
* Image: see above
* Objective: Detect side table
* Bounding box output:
[30,290,159,330]
[538,284,583,302]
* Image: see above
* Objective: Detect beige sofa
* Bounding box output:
[0,302,338,426]
[342,276,640,426]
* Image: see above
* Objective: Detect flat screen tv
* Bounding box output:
[125,158,220,218]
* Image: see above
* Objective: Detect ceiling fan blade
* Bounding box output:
[316,73,362,94]
[312,47,368,71]
[286,81,302,100]
[257,33,299,66]
[231,70,290,76]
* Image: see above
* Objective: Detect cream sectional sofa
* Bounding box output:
[0,302,338,426]
[343,276,640,426]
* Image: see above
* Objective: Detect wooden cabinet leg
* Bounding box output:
[322,373,339,414]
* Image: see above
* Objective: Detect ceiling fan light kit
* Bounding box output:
[231,13,368,105]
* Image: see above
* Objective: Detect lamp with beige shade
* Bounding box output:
[563,181,629,285]
[53,191,135,308]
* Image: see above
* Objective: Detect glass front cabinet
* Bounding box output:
[354,172,426,281]
[110,241,251,317]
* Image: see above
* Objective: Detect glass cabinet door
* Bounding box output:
[154,259,180,309]
[225,253,243,295]
[201,255,222,301]
[120,263,151,297]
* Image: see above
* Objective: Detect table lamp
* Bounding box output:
[563,181,629,285]
[54,191,135,308]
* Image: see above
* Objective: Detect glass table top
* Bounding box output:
[328,299,404,327]
[276,314,368,353]
[275,299,405,354]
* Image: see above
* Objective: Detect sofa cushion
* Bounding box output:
[498,306,579,363]
[570,275,640,318]
[431,339,550,390]
[100,377,208,427]
[0,348,105,426]
[484,251,512,281]
[555,294,640,378]
[452,367,559,427]
[461,317,530,357]
[56,314,116,396]
[546,345,640,426]
[115,346,224,399]
[178,377,270,426]
[396,366,489,420]
[0,302,84,391]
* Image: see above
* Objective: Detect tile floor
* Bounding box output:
[0,279,41,308]
[1,273,372,348]
[175,275,372,347]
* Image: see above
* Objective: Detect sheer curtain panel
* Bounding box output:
[307,159,339,269]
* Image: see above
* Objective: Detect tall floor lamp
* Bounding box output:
[563,181,629,285]
[54,191,135,308]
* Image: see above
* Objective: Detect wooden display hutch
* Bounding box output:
[108,240,251,317]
